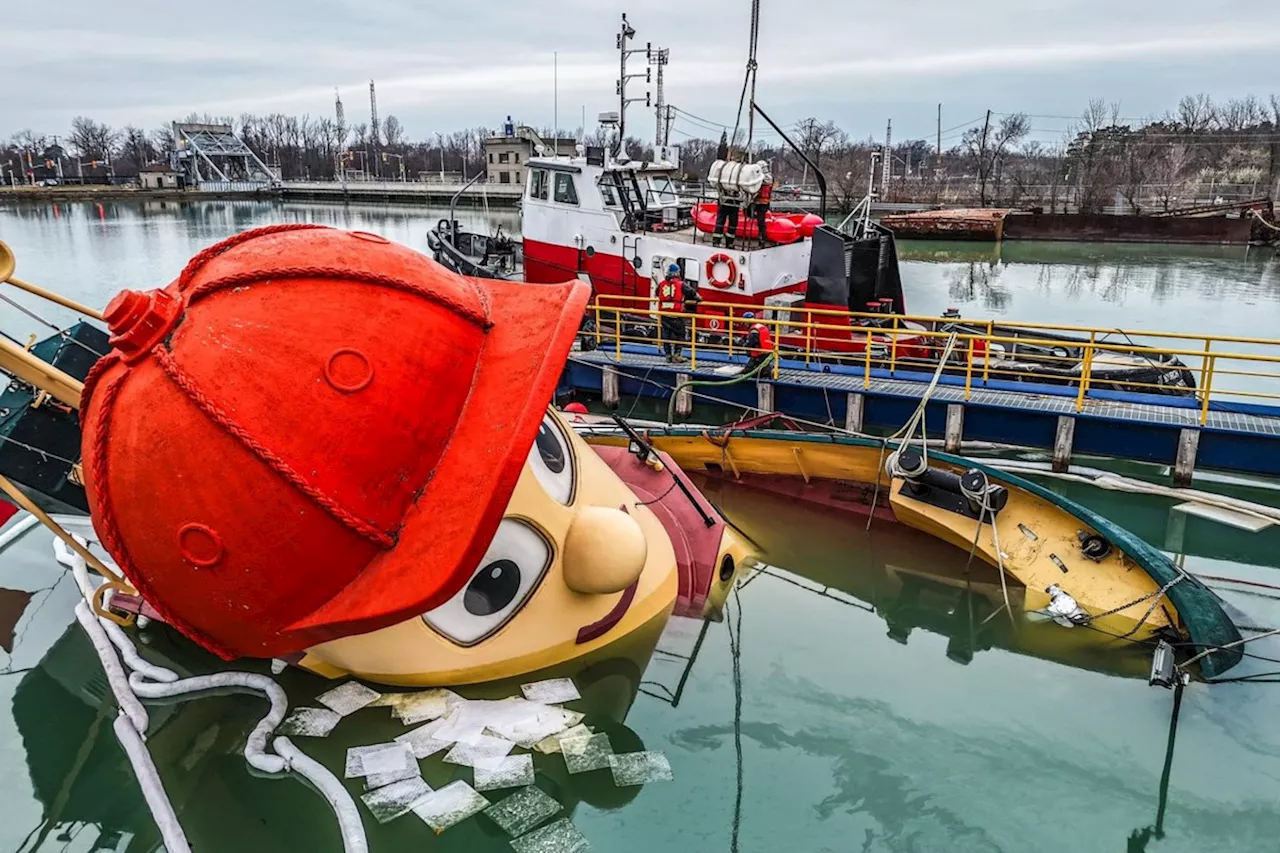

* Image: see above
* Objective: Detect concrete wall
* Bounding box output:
[484,139,530,186]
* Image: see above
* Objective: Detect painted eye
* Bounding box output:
[422,519,551,646]
[528,412,575,505]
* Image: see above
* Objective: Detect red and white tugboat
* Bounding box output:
[429,13,1194,394]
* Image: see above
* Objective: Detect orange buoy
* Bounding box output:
[80,226,590,659]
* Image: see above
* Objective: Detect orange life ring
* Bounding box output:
[706,253,737,289]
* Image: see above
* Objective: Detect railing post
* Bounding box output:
[864,330,873,390]
[772,320,781,379]
[594,302,602,349]
[655,306,663,356]
[964,338,975,401]
[1198,339,1212,391]
[690,310,698,370]
[889,315,899,375]
[1200,355,1216,426]
[728,313,735,359]
[982,320,994,385]
[805,308,813,368]
[1074,331,1096,412]
[615,307,622,360]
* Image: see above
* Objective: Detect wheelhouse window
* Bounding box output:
[597,176,620,207]
[553,173,579,205]
[529,169,549,200]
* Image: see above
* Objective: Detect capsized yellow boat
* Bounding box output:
[578,422,1244,678]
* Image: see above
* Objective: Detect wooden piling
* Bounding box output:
[1174,429,1200,487]
[1053,416,1076,473]
[602,365,620,409]
[846,392,865,433]
[945,404,964,452]
[757,381,775,414]
[675,374,693,418]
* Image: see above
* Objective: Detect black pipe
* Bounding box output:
[751,102,827,219]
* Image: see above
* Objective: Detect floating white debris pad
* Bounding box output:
[473,754,535,791]
[1173,501,1275,533]
[276,707,341,738]
[511,818,591,853]
[316,681,382,717]
[345,742,414,778]
[483,785,562,837]
[412,780,489,833]
[443,734,514,768]
[520,678,581,704]
[533,724,592,755]
[365,763,421,790]
[560,733,613,774]
[608,751,673,786]
[372,689,458,724]
[434,710,488,745]
[360,777,433,824]
[395,718,452,759]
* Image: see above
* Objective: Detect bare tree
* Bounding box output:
[383,116,404,148]
[1176,94,1217,132]
[963,112,1029,206]
[68,116,117,161]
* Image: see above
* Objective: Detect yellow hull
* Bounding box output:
[587,431,1180,643]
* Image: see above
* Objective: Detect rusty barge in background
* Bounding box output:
[882,197,1275,245]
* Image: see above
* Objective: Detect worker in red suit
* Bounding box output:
[749,164,774,247]
[741,312,774,375]
[658,263,688,363]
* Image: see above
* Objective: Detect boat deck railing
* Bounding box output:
[585,295,1280,424]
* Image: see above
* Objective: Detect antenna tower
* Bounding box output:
[650,47,669,148]
[369,80,380,178]
[614,13,651,154]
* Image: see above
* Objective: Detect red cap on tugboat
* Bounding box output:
[80,225,590,659]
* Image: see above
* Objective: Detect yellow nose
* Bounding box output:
[562,506,648,595]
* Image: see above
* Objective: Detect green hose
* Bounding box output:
[666,353,776,424]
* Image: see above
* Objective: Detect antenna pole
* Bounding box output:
[554,51,559,157]
[369,80,380,179]
[650,47,669,149]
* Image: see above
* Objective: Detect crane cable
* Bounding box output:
[730,0,762,155]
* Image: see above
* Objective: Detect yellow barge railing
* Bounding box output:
[585,295,1280,426]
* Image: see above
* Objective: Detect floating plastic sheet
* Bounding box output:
[434,709,488,745]
[365,763,421,790]
[395,718,452,759]
[533,724,592,755]
[510,818,591,853]
[360,777,433,824]
[276,707,342,738]
[345,742,414,778]
[498,708,585,749]
[473,754,535,791]
[483,785,562,837]
[412,780,490,833]
[443,735,514,768]
[608,751,673,786]
[316,681,382,717]
[372,688,458,724]
[560,733,613,774]
[520,678,581,704]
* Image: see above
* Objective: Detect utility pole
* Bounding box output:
[614,14,651,155]
[978,109,992,206]
[369,80,380,179]
[881,119,892,195]
[650,46,669,149]
[553,51,559,157]
[335,88,346,183]
[936,103,942,177]
[663,106,675,151]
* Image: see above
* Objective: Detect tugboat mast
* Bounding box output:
[614,13,651,155]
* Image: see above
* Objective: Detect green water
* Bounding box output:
[2,200,1280,853]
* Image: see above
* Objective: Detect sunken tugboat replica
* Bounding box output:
[0,219,1249,851]
[430,17,1195,396]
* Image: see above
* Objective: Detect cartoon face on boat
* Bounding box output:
[297,408,686,685]
[80,226,741,686]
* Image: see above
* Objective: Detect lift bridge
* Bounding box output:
[172,122,279,192]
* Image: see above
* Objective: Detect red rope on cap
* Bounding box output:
[87,368,237,659]
[153,347,397,549]
[80,349,120,412]
[184,265,493,330]
[177,224,329,291]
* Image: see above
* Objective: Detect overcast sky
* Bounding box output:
[5,0,1278,147]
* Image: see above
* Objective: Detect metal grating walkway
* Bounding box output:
[572,350,1280,438]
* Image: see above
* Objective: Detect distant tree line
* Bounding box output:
[4,93,1279,214]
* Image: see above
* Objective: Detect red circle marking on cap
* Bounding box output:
[178,523,224,568]
[324,348,374,393]
[350,231,389,244]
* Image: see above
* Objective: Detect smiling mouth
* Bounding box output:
[575,581,639,645]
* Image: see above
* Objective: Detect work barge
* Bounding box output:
[560,298,1280,486]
